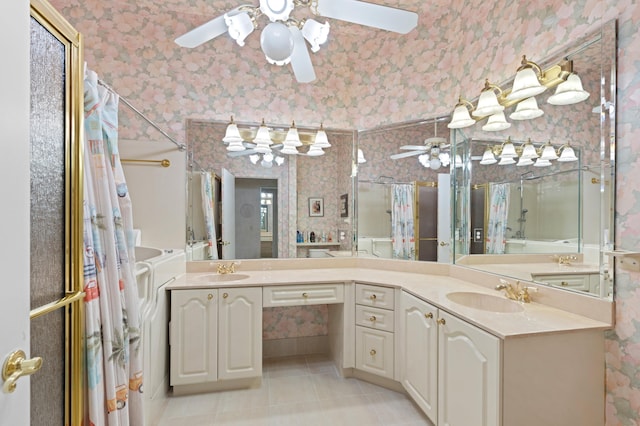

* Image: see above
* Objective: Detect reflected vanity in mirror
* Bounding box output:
[186,119,354,261]
[450,20,616,299]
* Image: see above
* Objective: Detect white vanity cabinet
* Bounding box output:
[532,273,600,294]
[399,291,500,426]
[169,287,262,389]
[354,284,395,380]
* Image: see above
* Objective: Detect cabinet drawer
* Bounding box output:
[355,304,395,332]
[532,274,592,292]
[355,284,395,309]
[263,283,344,307]
[355,326,394,380]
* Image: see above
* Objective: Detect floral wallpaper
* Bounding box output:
[50,0,640,423]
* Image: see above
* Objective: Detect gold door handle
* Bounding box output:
[425,312,433,319]
[439,241,449,246]
[437,318,446,325]
[2,350,43,394]
[369,349,376,356]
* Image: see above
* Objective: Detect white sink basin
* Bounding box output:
[446,292,524,313]
[135,246,164,261]
[195,273,250,283]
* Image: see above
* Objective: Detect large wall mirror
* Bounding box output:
[451,20,616,300]
[186,119,354,261]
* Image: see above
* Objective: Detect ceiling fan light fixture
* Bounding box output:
[224,11,255,46]
[302,19,330,53]
[274,156,285,166]
[249,154,260,164]
[259,0,294,22]
[261,22,294,65]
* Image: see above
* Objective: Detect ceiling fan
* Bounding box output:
[174,0,418,83]
[390,121,451,169]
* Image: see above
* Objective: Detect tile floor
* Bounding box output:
[155,355,432,425]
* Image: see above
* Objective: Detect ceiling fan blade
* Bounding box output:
[175,14,228,48]
[289,27,316,83]
[400,145,428,151]
[228,148,257,157]
[391,151,423,160]
[316,0,418,34]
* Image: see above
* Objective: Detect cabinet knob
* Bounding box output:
[207,293,213,300]
[369,316,377,322]
[561,281,569,286]
[302,292,308,298]
[369,294,377,300]
[425,312,433,319]
[437,318,446,325]
[369,349,376,356]
[223,293,228,299]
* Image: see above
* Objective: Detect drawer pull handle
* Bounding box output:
[302,292,308,298]
[223,293,228,299]
[369,316,377,322]
[437,318,446,325]
[207,294,213,300]
[425,312,433,319]
[370,349,376,356]
[369,294,377,300]
[561,281,569,286]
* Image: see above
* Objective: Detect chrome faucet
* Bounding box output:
[495,279,537,303]
[216,262,236,274]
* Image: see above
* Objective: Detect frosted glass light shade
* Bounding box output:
[482,112,511,132]
[313,127,331,148]
[253,123,273,154]
[516,157,534,167]
[274,156,285,166]
[534,158,552,167]
[418,154,429,167]
[306,144,325,156]
[448,105,475,129]
[479,148,497,165]
[521,141,539,159]
[498,156,516,165]
[223,122,242,142]
[357,148,367,163]
[302,19,330,53]
[261,22,294,65]
[548,74,590,105]
[558,146,578,162]
[284,125,302,147]
[507,67,547,101]
[430,158,441,170]
[500,140,517,158]
[473,89,504,117]
[454,154,463,168]
[259,0,294,22]
[226,139,245,151]
[510,97,544,120]
[249,154,260,164]
[280,145,298,155]
[224,12,255,47]
[540,143,558,160]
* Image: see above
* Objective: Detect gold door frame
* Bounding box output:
[30,0,84,424]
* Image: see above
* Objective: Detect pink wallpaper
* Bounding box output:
[50,0,640,423]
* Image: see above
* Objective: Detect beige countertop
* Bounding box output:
[166,262,611,340]
[466,262,601,281]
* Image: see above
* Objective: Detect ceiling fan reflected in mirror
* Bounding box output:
[174,0,418,83]
[390,120,455,170]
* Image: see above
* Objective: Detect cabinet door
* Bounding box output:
[170,289,218,386]
[218,287,263,380]
[400,292,438,423]
[355,326,394,379]
[437,311,500,426]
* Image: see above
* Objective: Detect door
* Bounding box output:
[437,173,452,262]
[221,168,236,259]
[415,182,438,261]
[218,287,262,380]
[0,1,31,423]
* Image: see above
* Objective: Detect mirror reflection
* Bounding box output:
[450,20,616,299]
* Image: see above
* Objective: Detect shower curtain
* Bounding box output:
[391,184,415,260]
[201,172,218,259]
[82,69,144,425]
[486,183,510,254]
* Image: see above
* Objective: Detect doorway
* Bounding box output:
[235,178,278,259]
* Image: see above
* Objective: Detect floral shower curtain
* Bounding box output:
[82,69,144,425]
[201,172,218,260]
[486,183,510,254]
[391,184,415,260]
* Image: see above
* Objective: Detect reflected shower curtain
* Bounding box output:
[391,184,415,260]
[82,69,144,426]
[201,172,218,260]
[486,183,510,254]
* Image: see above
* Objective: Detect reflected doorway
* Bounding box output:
[235,178,278,259]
